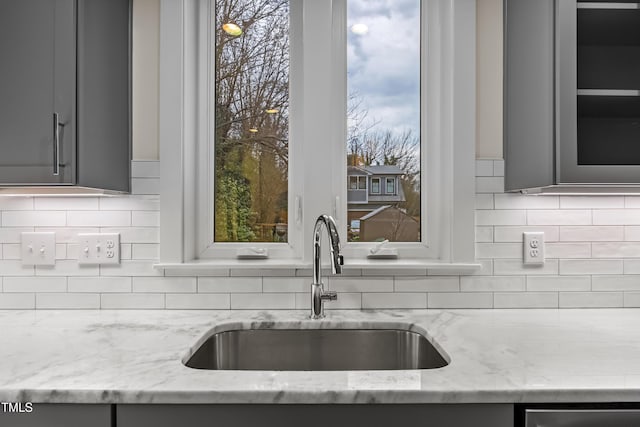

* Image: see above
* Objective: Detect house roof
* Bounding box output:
[356,165,405,175]
[360,205,392,220]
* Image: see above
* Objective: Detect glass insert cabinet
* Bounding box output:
[505,0,640,192]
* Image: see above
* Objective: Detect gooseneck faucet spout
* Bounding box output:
[311,214,344,319]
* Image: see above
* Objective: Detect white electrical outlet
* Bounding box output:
[77,233,120,265]
[21,232,56,266]
[523,232,545,265]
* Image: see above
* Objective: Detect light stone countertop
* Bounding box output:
[1,309,640,404]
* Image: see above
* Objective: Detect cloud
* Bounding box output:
[347,0,421,137]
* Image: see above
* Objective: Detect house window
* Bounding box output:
[349,176,358,189]
[346,0,420,243]
[386,178,395,195]
[159,0,476,266]
[371,178,380,194]
[349,176,366,190]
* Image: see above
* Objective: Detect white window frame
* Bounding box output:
[158,0,477,268]
[385,177,396,195]
[371,177,380,194]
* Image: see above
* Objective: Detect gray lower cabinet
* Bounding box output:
[0,403,111,427]
[116,404,514,427]
[0,0,131,192]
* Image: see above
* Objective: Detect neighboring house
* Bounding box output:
[359,205,420,242]
[347,164,406,224]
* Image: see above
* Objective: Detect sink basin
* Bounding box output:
[184,328,449,371]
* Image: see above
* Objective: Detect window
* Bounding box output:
[386,178,395,195]
[371,177,380,194]
[159,0,477,267]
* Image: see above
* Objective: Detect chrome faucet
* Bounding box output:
[311,214,344,319]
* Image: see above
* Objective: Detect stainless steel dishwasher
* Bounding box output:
[526,408,640,426]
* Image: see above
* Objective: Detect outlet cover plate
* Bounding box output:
[523,232,545,265]
[77,233,120,265]
[21,232,56,266]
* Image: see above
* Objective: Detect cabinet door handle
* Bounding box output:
[52,113,63,176]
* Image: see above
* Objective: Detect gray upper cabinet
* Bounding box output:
[0,0,131,192]
[505,0,640,193]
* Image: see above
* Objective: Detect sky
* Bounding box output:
[347,0,421,138]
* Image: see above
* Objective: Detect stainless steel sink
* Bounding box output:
[184,328,449,371]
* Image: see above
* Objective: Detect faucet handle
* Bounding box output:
[337,255,344,266]
[321,290,338,301]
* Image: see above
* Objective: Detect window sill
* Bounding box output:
[154,259,483,275]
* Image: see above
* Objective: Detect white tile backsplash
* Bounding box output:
[3,159,640,309]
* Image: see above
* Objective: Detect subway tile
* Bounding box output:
[230,293,295,309]
[494,194,559,210]
[560,196,624,209]
[592,276,640,291]
[625,260,640,274]
[428,292,493,309]
[131,178,160,195]
[460,276,525,292]
[593,209,640,225]
[100,260,163,276]
[131,161,160,178]
[475,194,494,210]
[99,196,159,211]
[559,292,623,308]
[101,293,165,309]
[66,244,80,260]
[623,292,640,307]
[35,260,99,277]
[475,160,494,176]
[100,227,159,243]
[133,277,196,293]
[36,293,100,309]
[493,160,505,177]
[0,293,35,309]
[559,259,623,275]
[0,261,34,276]
[198,277,262,293]
[475,226,493,243]
[131,244,159,260]
[493,259,559,275]
[625,227,640,241]
[394,276,460,292]
[476,210,527,226]
[363,293,427,309]
[132,211,159,227]
[67,211,131,227]
[494,292,558,308]
[0,227,33,243]
[546,243,591,259]
[68,277,132,293]
[119,244,132,260]
[527,276,591,292]
[494,226,559,243]
[2,211,66,227]
[34,197,99,210]
[166,293,230,309]
[0,198,34,210]
[2,244,20,259]
[527,210,591,226]
[263,277,307,293]
[295,292,362,309]
[592,243,640,258]
[560,226,624,242]
[55,244,67,260]
[327,277,393,292]
[625,196,640,208]
[476,177,504,193]
[3,277,67,293]
[475,243,520,259]
[230,269,296,277]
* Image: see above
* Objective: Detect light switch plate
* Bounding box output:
[77,233,120,265]
[21,232,56,266]
[523,232,545,265]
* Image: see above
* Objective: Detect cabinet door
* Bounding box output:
[504,0,556,192]
[0,0,75,185]
[0,404,111,427]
